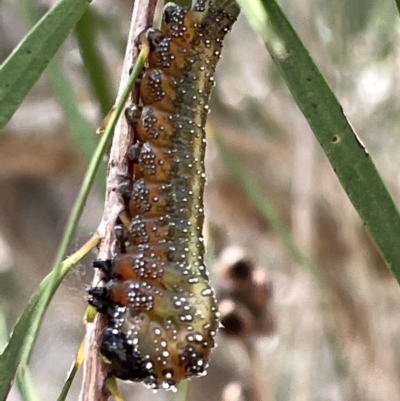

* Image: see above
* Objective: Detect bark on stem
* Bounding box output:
[79,1,158,400]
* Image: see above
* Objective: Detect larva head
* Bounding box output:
[101,311,216,389]
[101,327,151,382]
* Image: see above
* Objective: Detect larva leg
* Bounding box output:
[145,28,163,50]
[56,338,86,399]
[127,143,142,163]
[127,28,154,108]
[117,180,132,201]
[87,286,110,314]
[125,103,141,125]
[113,214,131,254]
[93,259,113,276]
[133,26,163,55]
[113,223,125,240]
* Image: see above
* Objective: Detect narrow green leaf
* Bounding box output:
[395,0,400,14]
[0,47,149,400]
[214,133,352,392]
[0,310,41,401]
[0,265,70,400]
[75,9,114,116]
[0,0,92,129]
[0,136,100,399]
[0,310,8,353]
[239,0,400,283]
[0,93,102,400]
[16,365,42,401]
[57,339,85,401]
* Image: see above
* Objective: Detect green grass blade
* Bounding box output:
[0,0,92,129]
[0,259,75,400]
[0,310,7,353]
[0,310,41,401]
[395,0,400,14]
[0,153,102,398]
[57,339,85,401]
[238,0,400,283]
[16,365,42,401]
[0,47,148,400]
[0,82,106,399]
[75,9,114,116]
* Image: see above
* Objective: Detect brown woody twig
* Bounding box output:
[79,1,158,400]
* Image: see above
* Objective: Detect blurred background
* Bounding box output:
[2,0,400,400]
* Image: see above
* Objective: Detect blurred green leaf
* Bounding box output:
[0,310,41,401]
[238,0,400,283]
[44,55,106,191]
[213,132,324,287]
[75,9,114,116]
[0,0,92,129]
[395,0,400,14]
[176,379,189,401]
[0,261,71,400]
[215,130,352,393]
[17,0,106,191]
[0,310,8,353]
[16,365,41,401]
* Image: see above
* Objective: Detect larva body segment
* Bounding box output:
[88,0,239,390]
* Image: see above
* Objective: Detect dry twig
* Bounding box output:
[79,1,158,400]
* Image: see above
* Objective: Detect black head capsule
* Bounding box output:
[101,327,151,382]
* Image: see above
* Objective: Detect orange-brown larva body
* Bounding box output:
[89,0,239,390]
